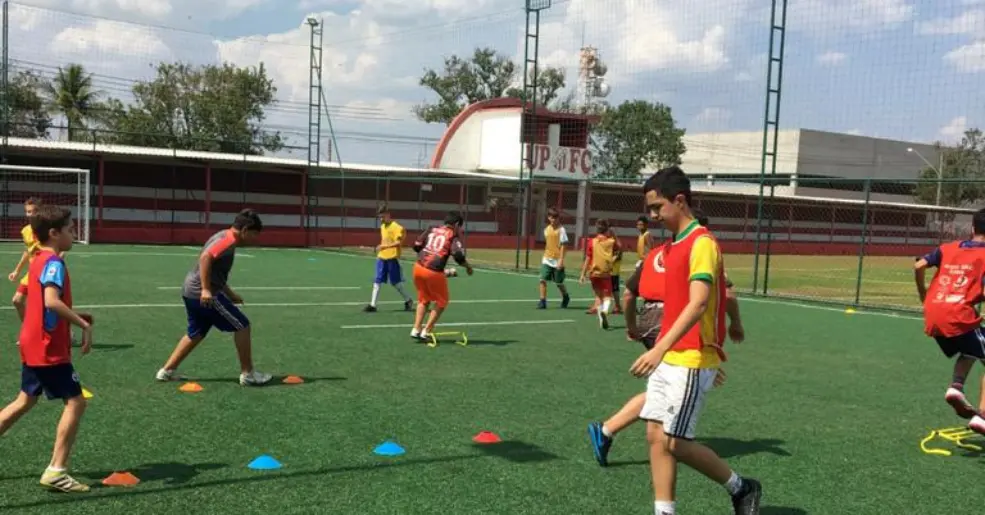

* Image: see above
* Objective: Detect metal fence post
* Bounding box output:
[853,178,872,307]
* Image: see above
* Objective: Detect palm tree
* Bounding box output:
[46,64,99,141]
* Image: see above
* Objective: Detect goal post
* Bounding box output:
[0,164,91,245]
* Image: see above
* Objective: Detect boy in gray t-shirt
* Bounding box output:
[155,209,272,386]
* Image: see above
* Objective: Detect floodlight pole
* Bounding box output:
[306,18,323,243]
[515,0,551,270]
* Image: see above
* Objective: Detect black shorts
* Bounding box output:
[935,328,985,359]
[21,363,83,400]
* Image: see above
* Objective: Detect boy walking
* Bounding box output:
[364,204,414,312]
[0,205,93,493]
[580,219,619,329]
[628,166,760,515]
[915,207,985,430]
[155,209,272,386]
[537,207,571,309]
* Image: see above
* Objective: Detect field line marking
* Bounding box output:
[341,319,575,329]
[738,296,922,321]
[155,286,361,291]
[0,251,254,258]
[319,249,537,278]
[0,297,597,311]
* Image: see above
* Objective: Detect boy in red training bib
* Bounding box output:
[915,207,985,432]
[0,205,94,493]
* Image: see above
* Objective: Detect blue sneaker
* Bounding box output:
[587,421,612,467]
[537,299,547,309]
[561,293,570,309]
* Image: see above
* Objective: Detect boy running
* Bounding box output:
[155,209,272,386]
[8,197,42,328]
[580,219,619,329]
[915,207,985,431]
[537,207,571,309]
[364,204,414,313]
[0,205,93,493]
[628,166,760,515]
[589,209,745,467]
[411,212,474,341]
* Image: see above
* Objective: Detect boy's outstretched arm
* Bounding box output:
[8,251,28,281]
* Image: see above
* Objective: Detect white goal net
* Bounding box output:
[0,164,91,245]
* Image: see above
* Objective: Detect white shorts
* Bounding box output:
[639,362,717,440]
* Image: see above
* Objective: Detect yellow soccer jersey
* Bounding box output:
[21,224,40,257]
[378,221,404,260]
[637,231,651,257]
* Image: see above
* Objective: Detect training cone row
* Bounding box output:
[177,376,305,393]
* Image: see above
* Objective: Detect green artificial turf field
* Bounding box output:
[0,244,978,514]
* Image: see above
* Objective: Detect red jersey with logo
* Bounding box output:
[19,250,73,366]
[659,224,728,358]
[637,241,669,301]
[414,225,465,272]
[922,240,985,338]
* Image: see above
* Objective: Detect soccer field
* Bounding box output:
[0,244,976,514]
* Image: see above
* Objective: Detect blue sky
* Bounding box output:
[8,0,985,167]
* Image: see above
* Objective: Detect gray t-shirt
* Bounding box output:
[181,230,237,299]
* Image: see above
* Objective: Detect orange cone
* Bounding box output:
[472,431,502,444]
[282,375,304,384]
[102,471,140,487]
[179,382,203,393]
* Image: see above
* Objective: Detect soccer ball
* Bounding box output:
[445,267,458,277]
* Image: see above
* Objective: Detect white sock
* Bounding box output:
[46,466,65,474]
[370,283,381,307]
[654,501,675,514]
[394,282,411,302]
[601,297,612,313]
[725,471,743,495]
[601,425,613,437]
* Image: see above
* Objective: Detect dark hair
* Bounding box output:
[31,205,72,244]
[377,203,390,216]
[444,211,464,226]
[547,207,560,218]
[692,207,709,228]
[642,165,692,206]
[636,216,649,224]
[974,208,985,235]
[24,197,41,206]
[233,208,263,232]
[595,218,610,232]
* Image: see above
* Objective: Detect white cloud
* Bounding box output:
[944,41,985,72]
[917,9,985,35]
[787,0,914,35]
[50,20,171,59]
[816,51,847,65]
[15,0,266,24]
[939,116,969,141]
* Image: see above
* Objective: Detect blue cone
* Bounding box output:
[248,455,282,470]
[373,440,405,457]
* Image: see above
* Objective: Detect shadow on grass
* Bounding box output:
[191,376,347,385]
[471,440,561,463]
[6,454,482,508]
[462,339,517,347]
[761,507,807,515]
[82,462,228,486]
[90,344,135,352]
[607,437,789,468]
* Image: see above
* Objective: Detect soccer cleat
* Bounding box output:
[239,370,273,386]
[561,294,570,309]
[969,415,985,436]
[40,470,89,493]
[945,387,978,419]
[599,311,609,330]
[155,368,188,382]
[731,477,762,515]
[404,299,413,311]
[363,305,377,313]
[587,422,612,467]
[537,299,547,310]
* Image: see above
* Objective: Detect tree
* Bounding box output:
[413,47,566,125]
[590,100,686,181]
[46,64,99,141]
[5,71,51,139]
[913,128,985,209]
[101,62,282,155]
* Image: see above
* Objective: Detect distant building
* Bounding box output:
[653,128,942,205]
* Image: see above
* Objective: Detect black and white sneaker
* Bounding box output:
[731,477,762,515]
[404,299,413,311]
[363,305,377,313]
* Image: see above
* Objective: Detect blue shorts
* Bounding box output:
[935,328,985,359]
[21,363,82,400]
[374,258,403,285]
[183,292,250,339]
